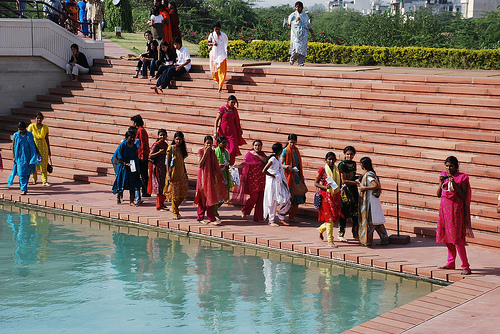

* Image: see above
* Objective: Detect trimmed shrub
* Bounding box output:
[199,39,500,70]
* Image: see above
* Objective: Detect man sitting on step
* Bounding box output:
[151,37,190,93]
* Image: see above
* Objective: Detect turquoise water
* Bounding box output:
[0,204,441,333]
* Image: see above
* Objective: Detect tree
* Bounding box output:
[105,0,133,32]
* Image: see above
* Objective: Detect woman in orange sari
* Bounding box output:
[194,135,227,225]
[280,133,306,224]
[160,2,173,46]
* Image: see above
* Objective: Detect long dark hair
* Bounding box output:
[445,156,459,169]
[360,157,376,175]
[172,131,188,158]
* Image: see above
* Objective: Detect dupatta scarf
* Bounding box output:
[358,171,376,246]
[147,139,168,194]
[218,104,247,147]
[194,147,227,207]
[231,150,266,204]
[7,131,39,187]
[440,171,474,238]
[284,145,304,191]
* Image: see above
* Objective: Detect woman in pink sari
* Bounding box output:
[214,95,246,165]
[233,140,267,222]
[436,156,473,275]
[194,135,227,225]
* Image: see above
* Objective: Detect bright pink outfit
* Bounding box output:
[232,150,266,221]
[436,171,474,270]
[216,104,246,165]
[194,147,227,222]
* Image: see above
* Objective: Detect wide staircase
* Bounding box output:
[1,59,500,249]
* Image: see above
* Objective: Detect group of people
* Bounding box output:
[105,94,474,274]
[43,0,104,39]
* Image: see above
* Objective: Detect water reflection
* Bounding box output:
[7,213,51,275]
[0,206,441,333]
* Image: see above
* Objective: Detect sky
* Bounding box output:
[254,0,307,8]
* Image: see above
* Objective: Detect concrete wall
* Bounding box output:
[0,18,104,116]
[0,56,67,116]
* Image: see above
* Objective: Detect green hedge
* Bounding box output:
[198,40,500,70]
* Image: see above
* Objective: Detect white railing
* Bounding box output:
[0,18,104,68]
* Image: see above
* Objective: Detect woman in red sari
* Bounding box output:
[168,1,181,39]
[160,1,173,46]
[233,140,267,222]
[214,95,246,165]
[195,135,227,225]
[147,129,168,211]
[436,156,473,275]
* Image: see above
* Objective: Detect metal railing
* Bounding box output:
[0,0,97,39]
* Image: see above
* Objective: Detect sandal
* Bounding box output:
[438,265,455,270]
[172,214,182,220]
[318,232,324,241]
[197,220,208,225]
[328,242,338,248]
[268,222,279,227]
[210,221,222,226]
[461,269,472,275]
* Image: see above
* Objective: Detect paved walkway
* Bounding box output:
[101,38,500,78]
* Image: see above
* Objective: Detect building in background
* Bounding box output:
[326,0,499,17]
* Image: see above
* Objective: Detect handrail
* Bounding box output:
[0,0,96,39]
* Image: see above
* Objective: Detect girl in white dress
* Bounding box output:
[263,143,292,226]
[358,157,389,246]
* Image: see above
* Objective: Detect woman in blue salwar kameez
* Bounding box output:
[112,130,142,206]
[7,122,39,195]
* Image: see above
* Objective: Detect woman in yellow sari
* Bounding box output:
[27,112,51,186]
[165,131,189,219]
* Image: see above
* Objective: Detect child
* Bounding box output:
[147,5,164,42]
[316,152,344,248]
[194,136,227,225]
[263,143,291,226]
[151,37,191,93]
[358,157,389,246]
[7,122,40,195]
[147,129,168,211]
[112,130,142,206]
[214,136,233,222]
[338,146,360,241]
[133,30,159,79]
[165,131,189,219]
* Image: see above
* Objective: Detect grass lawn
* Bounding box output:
[102,32,200,57]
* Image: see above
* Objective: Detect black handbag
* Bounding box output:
[47,156,53,174]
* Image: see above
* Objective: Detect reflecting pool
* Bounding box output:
[0,204,442,333]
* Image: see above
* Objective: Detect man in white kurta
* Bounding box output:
[207,22,229,93]
[287,1,315,66]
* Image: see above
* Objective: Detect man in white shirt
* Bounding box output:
[151,37,191,93]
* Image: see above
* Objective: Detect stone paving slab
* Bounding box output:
[0,171,499,333]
